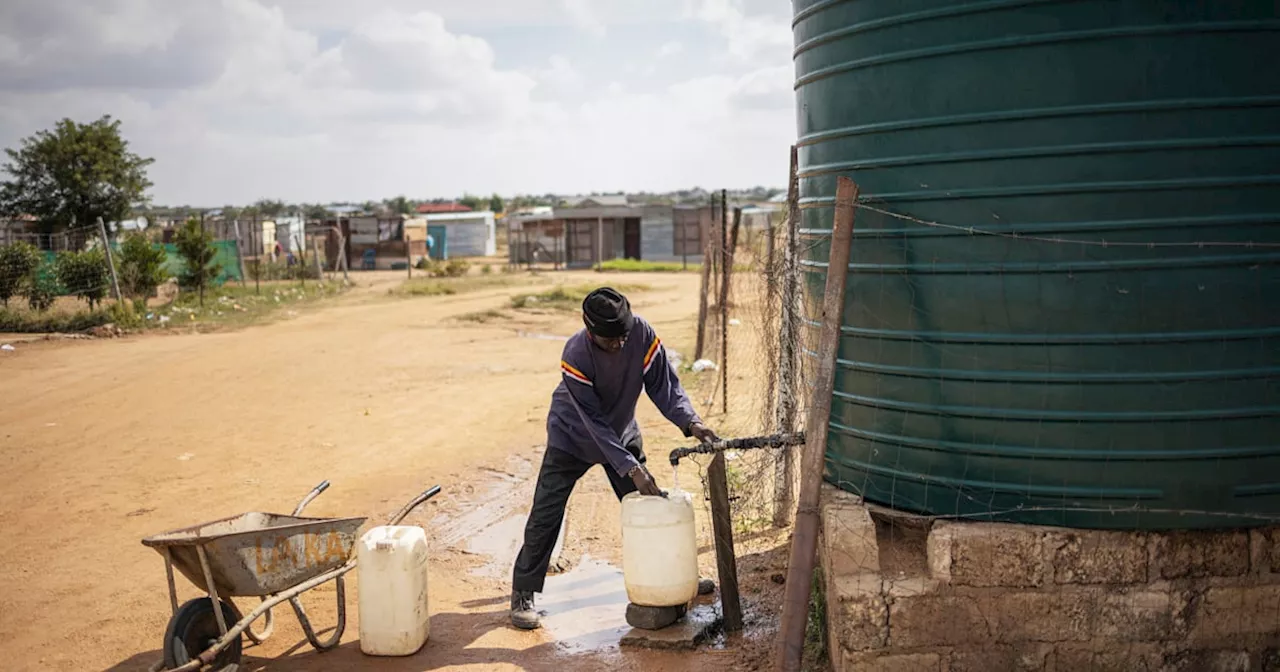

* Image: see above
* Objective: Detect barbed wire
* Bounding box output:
[699,191,1280,669]
[852,202,1280,249]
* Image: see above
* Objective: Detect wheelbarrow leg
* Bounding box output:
[244,597,274,644]
[287,576,347,652]
[162,548,179,615]
[196,545,229,636]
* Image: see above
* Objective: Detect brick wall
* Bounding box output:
[820,486,1280,672]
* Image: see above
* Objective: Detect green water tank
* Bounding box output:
[794,0,1280,528]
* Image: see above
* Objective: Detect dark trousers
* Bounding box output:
[511,438,644,593]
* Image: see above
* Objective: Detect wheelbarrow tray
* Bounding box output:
[142,512,366,597]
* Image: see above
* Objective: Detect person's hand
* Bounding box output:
[629,465,666,497]
[689,422,719,445]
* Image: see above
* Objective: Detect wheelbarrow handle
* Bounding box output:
[387,485,442,526]
[292,480,332,516]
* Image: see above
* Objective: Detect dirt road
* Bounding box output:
[0,270,788,671]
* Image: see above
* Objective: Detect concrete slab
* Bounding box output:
[619,604,723,651]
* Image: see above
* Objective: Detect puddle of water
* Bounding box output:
[433,455,534,548]
[539,554,630,654]
[466,515,525,577]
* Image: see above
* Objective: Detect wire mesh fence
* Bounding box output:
[0,219,344,334]
[736,188,1280,669]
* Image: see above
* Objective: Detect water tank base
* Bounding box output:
[820,485,1277,672]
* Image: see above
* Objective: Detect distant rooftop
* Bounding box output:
[561,194,629,208]
[416,202,473,214]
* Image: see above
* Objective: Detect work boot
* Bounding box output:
[510,590,541,630]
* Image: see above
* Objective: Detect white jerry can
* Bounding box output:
[357,525,430,656]
[620,490,699,607]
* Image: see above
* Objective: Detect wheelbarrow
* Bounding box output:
[141,481,441,671]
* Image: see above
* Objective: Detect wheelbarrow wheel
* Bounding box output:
[162,598,243,670]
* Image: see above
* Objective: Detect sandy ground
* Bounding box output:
[0,269,794,672]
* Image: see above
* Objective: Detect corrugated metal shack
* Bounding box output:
[422,211,496,258]
[505,201,780,268]
[507,203,708,267]
[507,207,561,265]
[320,216,430,270]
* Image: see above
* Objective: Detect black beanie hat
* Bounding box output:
[582,287,634,338]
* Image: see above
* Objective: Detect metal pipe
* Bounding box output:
[388,485,442,526]
[292,480,331,516]
[195,545,228,636]
[288,576,347,651]
[162,548,179,616]
[244,598,274,644]
[157,484,440,671]
[668,433,805,466]
[173,561,358,671]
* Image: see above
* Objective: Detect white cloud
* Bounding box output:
[562,0,606,38]
[690,0,791,65]
[657,41,684,58]
[0,0,795,204]
[534,55,585,97]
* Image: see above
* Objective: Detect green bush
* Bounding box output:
[118,232,170,299]
[54,249,111,309]
[0,242,43,308]
[173,219,221,296]
[26,261,59,312]
[248,259,320,281]
[413,257,470,278]
[0,307,111,333]
[108,299,144,329]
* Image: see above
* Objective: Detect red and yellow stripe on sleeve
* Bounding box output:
[642,336,661,373]
[561,360,592,386]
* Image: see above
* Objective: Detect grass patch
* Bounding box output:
[597,258,754,273]
[455,309,507,323]
[599,259,698,273]
[391,275,515,298]
[151,281,347,330]
[804,568,830,670]
[0,282,347,334]
[509,283,649,311]
[0,307,112,333]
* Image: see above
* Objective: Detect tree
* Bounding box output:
[0,242,43,308]
[386,195,413,216]
[118,232,170,299]
[54,249,110,309]
[173,219,221,305]
[304,203,331,221]
[488,193,505,214]
[459,193,484,211]
[0,115,153,234]
[221,205,242,222]
[254,199,286,218]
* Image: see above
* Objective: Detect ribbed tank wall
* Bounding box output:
[793,0,1280,529]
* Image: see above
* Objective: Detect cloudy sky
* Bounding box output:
[0,0,796,206]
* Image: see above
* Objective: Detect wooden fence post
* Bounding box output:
[774,145,801,528]
[775,176,858,672]
[708,452,743,632]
